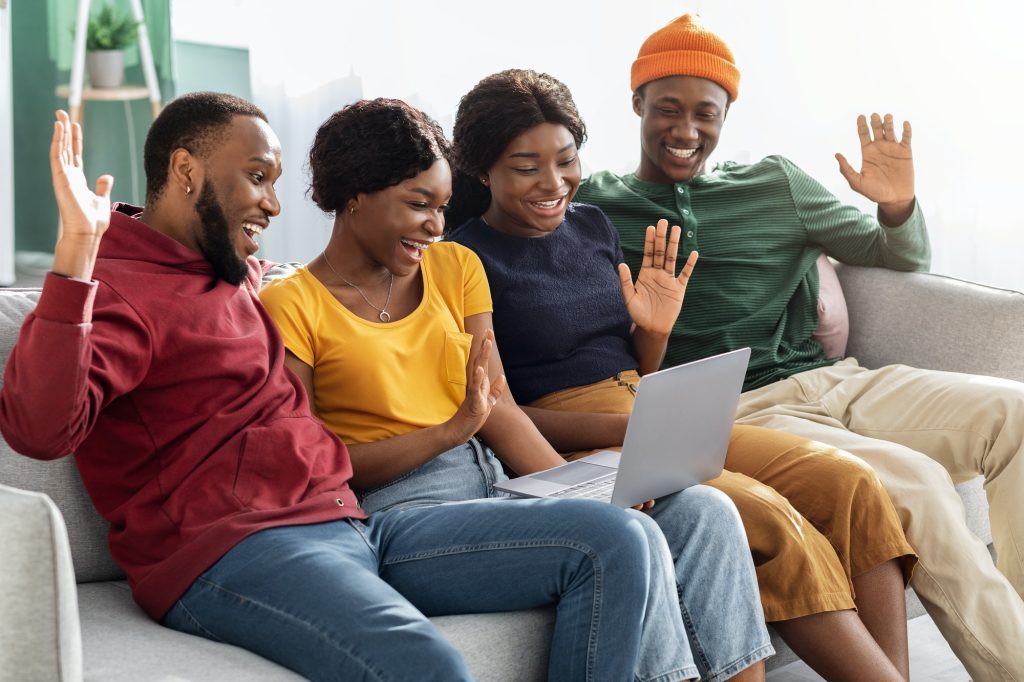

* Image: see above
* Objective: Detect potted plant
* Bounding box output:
[84,2,139,88]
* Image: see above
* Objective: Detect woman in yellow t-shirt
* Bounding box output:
[259,98,774,681]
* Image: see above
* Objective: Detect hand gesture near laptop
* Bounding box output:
[444,329,508,444]
[49,110,115,282]
[618,218,699,336]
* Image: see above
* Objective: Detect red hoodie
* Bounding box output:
[0,205,364,620]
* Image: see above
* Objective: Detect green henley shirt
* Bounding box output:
[576,155,930,390]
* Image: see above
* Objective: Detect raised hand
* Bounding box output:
[50,110,114,280]
[445,329,508,444]
[835,113,914,212]
[618,219,699,336]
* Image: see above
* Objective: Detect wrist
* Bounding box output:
[437,418,471,450]
[52,236,101,281]
[877,198,915,227]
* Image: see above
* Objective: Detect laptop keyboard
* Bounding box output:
[549,477,617,502]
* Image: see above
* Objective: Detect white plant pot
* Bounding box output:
[86,49,125,88]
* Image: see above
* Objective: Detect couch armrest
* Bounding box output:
[835,265,1024,381]
[0,483,82,682]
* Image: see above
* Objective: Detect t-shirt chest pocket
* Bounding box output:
[444,331,473,386]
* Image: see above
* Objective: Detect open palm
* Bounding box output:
[619,219,699,336]
[50,110,114,243]
[835,112,914,206]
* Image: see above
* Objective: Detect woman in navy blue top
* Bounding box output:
[447,68,917,682]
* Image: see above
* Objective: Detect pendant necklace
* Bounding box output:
[321,251,394,323]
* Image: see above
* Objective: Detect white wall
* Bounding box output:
[169,1,1024,290]
[0,0,14,286]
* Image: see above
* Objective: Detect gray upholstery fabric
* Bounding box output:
[78,581,555,682]
[431,609,553,681]
[78,583,302,682]
[838,265,1024,381]
[0,484,82,682]
[2,268,1018,678]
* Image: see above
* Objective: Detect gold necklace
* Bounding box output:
[321,251,394,323]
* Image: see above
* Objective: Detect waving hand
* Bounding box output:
[50,110,114,280]
[835,113,915,221]
[618,219,699,336]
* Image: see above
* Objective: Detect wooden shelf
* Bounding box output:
[56,84,151,102]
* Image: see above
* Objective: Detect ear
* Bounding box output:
[631,92,644,117]
[478,173,490,188]
[169,148,200,197]
[346,195,363,215]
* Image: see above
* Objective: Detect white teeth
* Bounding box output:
[666,146,697,158]
[400,238,429,251]
[242,223,264,237]
[532,198,561,209]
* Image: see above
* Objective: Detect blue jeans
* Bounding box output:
[647,486,775,681]
[164,441,694,681]
[361,440,771,679]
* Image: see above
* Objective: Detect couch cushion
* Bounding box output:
[80,581,556,681]
[0,288,123,583]
[812,255,849,358]
[0,484,82,681]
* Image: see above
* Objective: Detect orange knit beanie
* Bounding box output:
[631,14,740,102]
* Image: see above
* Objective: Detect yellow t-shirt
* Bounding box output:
[260,242,492,445]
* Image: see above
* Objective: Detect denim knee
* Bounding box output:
[653,484,747,548]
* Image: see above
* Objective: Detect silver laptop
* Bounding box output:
[495,347,750,508]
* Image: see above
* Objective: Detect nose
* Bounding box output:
[538,165,564,192]
[673,117,700,142]
[261,185,281,217]
[424,209,444,238]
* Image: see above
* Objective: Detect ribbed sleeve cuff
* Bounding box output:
[35,272,98,324]
[880,199,922,232]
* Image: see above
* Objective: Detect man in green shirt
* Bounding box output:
[577,14,1024,680]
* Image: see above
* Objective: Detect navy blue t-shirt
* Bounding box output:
[448,203,637,404]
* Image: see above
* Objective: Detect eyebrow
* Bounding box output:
[655,96,722,109]
[509,142,576,159]
[409,187,440,200]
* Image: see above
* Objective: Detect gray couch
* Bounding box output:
[2,264,1021,681]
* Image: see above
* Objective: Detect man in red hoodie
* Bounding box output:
[0,93,694,681]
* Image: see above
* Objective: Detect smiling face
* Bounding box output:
[192,115,282,283]
[348,157,452,277]
[633,75,729,184]
[480,122,581,238]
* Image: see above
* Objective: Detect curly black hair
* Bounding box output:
[446,69,587,231]
[308,98,452,215]
[143,91,267,202]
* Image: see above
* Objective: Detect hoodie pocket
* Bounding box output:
[232,416,328,511]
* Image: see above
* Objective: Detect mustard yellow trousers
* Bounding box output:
[529,370,917,623]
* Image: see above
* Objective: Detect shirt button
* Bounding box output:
[682,209,690,215]
[336,498,345,507]
[676,187,685,194]
[686,231,694,238]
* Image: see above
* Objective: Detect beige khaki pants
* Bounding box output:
[737,358,1024,681]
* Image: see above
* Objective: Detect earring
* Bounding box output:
[481,179,490,187]
[349,205,356,215]
[185,186,192,195]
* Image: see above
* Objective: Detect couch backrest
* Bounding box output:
[837,265,1024,382]
[0,288,123,583]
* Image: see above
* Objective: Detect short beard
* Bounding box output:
[194,182,249,285]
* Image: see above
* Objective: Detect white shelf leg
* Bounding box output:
[127,0,161,118]
[68,0,91,124]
